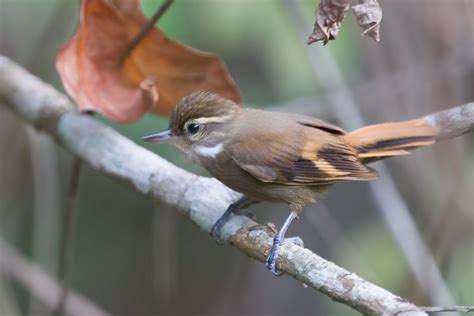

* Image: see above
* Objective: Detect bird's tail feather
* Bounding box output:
[343,117,440,163]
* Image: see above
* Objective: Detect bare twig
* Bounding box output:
[0,239,108,316]
[420,306,474,313]
[152,204,178,310]
[424,104,474,139]
[0,55,439,316]
[396,306,474,315]
[55,158,83,316]
[122,0,174,60]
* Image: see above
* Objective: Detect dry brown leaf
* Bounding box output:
[352,0,382,42]
[307,0,382,45]
[307,0,352,45]
[56,0,240,123]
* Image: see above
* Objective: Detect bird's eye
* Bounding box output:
[187,122,200,134]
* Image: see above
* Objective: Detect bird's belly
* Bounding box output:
[212,169,326,206]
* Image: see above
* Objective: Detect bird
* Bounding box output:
[142,91,439,275]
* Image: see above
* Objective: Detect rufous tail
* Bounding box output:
[343,117,440,163]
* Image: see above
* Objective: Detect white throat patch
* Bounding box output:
[193,143,224,158]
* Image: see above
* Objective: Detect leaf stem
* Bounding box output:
[122,0,174,61]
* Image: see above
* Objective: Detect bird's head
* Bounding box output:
[142,91,241,160]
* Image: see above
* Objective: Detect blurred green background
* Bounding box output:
[0,0,473,315]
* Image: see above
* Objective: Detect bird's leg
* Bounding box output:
[210,196,257,244]
[266,210,299,276]
[230,197,258,220]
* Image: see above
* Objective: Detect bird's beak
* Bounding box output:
[142,129,175,144]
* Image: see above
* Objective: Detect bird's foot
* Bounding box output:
[210,219,227,245]
[265,235,304,276]
[266,235,283,276]
[210,208,257,245]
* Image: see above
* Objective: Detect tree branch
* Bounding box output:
[424,104,474,139]
[1,56,472,315]
[0,239,108,316]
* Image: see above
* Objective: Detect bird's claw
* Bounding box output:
[266,236,283,276]
[210,222,226,245]
[265,250,283,276]
[265,236,304,276]
[210,199,256,245]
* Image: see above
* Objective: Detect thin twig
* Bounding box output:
[424,104,474,139]
[121,0,174,61]
[420,306,474,313]
[55,157,83,316]
[396,306,474,315]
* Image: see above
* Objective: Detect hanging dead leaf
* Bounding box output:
[307,0,352,45]
[352,0,382,42]
[307,0,382,45]
[56,0,240,123]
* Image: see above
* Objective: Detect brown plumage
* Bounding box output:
[142,91,440,275]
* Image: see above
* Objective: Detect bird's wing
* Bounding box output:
[283,113,347,135]
[232,122,377,185]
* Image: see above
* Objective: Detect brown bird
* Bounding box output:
[142,91,439,275]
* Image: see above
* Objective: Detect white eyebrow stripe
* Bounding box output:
[194,115,234,124]
[194,143,224,158]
